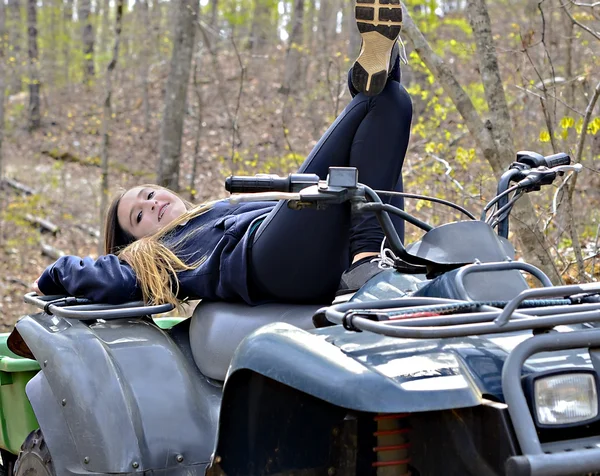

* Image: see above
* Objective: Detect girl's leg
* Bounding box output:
[249,80,412,302]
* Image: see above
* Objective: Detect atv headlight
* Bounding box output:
[534,372,598,425]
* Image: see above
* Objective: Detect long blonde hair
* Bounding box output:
[104,184,218,307]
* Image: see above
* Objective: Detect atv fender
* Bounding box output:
[226,322,483,414]
[17,313,220,475]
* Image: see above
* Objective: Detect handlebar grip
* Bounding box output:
[225,175,291,193]
[544,153,571,168]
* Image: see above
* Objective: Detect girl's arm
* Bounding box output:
[37,255,142,304]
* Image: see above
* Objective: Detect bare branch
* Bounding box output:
[230,36,245,167]
[466,0,514,158]
[574,80,600,163]
[426,153,467,192]
[561,80,600,282]
[400,2,499,171]
[569,0,600,8]
[561,0,600,41]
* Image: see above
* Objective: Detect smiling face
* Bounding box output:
[117,186,187,240]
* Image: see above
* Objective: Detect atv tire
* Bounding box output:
[0,448,17,476]
[13,429,56,476]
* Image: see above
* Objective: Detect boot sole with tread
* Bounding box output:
[352,0,402,96]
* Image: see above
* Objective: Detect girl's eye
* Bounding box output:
[136,211,143,224]
[147,191,155,199]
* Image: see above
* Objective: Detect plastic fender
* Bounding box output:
[227,322,483,414]
[17,313,221,474]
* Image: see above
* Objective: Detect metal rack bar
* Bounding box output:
[24,292,174,319]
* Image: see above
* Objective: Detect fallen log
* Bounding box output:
[41,243,65,260]
[5,276,29,288]
[0,178,36,195]
[76,224,100,238]
[25,214,59,235]
[40,148,148,177]
[41,149,101,168]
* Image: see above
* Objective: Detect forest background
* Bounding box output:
[0,0,598,326]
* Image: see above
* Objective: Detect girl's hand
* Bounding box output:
[32,277,44,296]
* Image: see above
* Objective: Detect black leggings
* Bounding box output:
[249,80,413,302]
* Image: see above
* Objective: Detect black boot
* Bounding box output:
[335,255,386,302]
[350,0,403,97]
[347,41,400,98]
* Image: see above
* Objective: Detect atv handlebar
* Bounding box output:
[516,151,571,169]
[494,152,578,237]
[225,173,320,194]
[226,152,580,265]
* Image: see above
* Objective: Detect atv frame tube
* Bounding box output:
[23,292,174,319]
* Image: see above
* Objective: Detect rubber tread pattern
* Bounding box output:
[352,0,403,96]
[13,429,56,476]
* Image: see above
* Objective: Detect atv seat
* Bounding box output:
[189,302,322,381]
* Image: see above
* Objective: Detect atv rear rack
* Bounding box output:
[24,292,174,319]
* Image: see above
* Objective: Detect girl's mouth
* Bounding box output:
[158,203,169,221]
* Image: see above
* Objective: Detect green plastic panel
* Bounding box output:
[154,317,187,329]
[0,334,39,454]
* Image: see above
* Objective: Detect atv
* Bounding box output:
[0,150,598,476]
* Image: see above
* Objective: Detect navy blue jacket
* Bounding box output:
[38,200,276,304]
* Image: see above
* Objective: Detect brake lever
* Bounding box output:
[228,192,301,204]
[552,163,582,174]
[516,164,582,191]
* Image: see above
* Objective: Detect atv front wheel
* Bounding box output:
[0,448,16,476]
[13,429,56,476]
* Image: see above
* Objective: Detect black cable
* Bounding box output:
[361,186,431,266]
[374,190,477,220]
[488,190,524,228]
[359,202,433,232]
[480,183,522,221]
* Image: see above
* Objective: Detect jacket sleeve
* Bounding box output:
[37,255,142,304]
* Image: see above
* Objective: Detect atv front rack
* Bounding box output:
[321,263,600,476]
[322,263,600,338]
[503,329,600,476]
[24,292,175,319]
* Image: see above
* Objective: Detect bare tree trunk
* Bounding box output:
[151,0,162,54]
[249,0,275,52]
[209,0,218,26]
[99,0,124,250]
[347,0,360,59]
[401,1,562,283]
[27,0,40,130]
[0,0,5,247]
[120,3,130,112]
[7,0,22,94]
[157,0,198,190]
[564,12,575,107]
[79,0,95,82]
[189,57,202,201]
[317,0,337,47]
[281,0,304,94]
[140,0,151,133]
[47,0,58,89]
[0,0,6,188]
[305,0,315,49]
[100,0,110,55]
[62,0,73,88]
